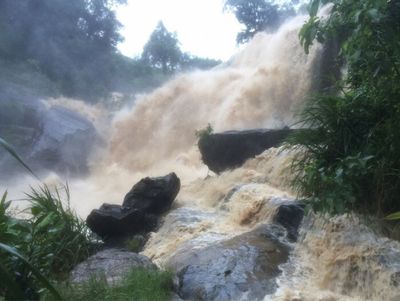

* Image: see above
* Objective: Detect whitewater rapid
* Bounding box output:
[5,12,400,301]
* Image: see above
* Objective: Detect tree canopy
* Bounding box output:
[0,0,126,100]
[141,21,221,74]
[142,22,183,74]
[225,0,297,43]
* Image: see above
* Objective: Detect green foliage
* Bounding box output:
[0,185,95,299]
[224,0,297,43]
[291,0,400,217]
[386,212,400,221]
[124,236,144,253]
[142,22,183,74]
[0,242,62,300]
[195,123,214,141]
[45,268,173,301]
[0,0,125,100]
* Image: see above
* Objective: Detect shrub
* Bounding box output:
[290,0,400,217]
[0,185,96,299]
[195,123,213,141]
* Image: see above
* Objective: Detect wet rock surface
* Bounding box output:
[86,204,158,239]
[86,173,180,240]
[123,172,181,214]
[168,224,292,301]
[0,97,98,177]
[198,128,296,173]
[70,248,156,284]
[273,201,305,242]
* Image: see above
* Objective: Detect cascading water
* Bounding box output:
[4,11,400,301]
[60,15,321,218]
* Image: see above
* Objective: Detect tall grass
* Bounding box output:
[0,184,95,299]
[44,268,173,301]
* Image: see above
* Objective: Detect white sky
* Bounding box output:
[116,0,242,61]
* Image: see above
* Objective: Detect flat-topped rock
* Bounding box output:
[198,128,296,173]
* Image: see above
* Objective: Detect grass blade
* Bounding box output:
[385,212,400,221]
[0,137,39,179]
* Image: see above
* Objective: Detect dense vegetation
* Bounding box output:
[0,0,220,102]
[0,185,94,299]
[289,0,400,218]
[142,22,220,74]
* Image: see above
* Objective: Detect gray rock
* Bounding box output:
[198,128,297,173]
[28,105,98,175]
[0,97,99,178]
[168,224,291,301]
[70,248,156,284]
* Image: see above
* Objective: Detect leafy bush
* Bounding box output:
[0,185,96,299]
[289,0,400,217]
[45,268,173,301]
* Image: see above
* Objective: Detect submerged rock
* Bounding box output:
[70,248,156,284]
[198,128,296,173]
[168,224,291,301]
[273,201,305,242]
[86,173,180,240]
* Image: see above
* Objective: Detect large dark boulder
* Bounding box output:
[123,172,181,214]
[168,224,291,301]
[0,96,99,178]
[86,204,158,239]
[86,173,181,240]
[273,202,305,242]
[198,128,296,173]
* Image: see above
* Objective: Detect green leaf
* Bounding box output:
[36,212,57,230]
[385,212,400,221]
[0,137,39,179]
[309,0,320,17]
[0,242,62,300]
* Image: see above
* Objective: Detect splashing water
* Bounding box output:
[6,11,400,301]
[58,15,321,218]
[270,214,400,301]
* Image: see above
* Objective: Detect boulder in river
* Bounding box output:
[86,204,158,239]
[168,224,291,301]
[70,248,156,284]
[123,172,181,214]
[273,201,305,242]
[86,173,180,240]
[198,128,296,173]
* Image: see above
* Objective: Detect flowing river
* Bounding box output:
[4,12,400,301]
